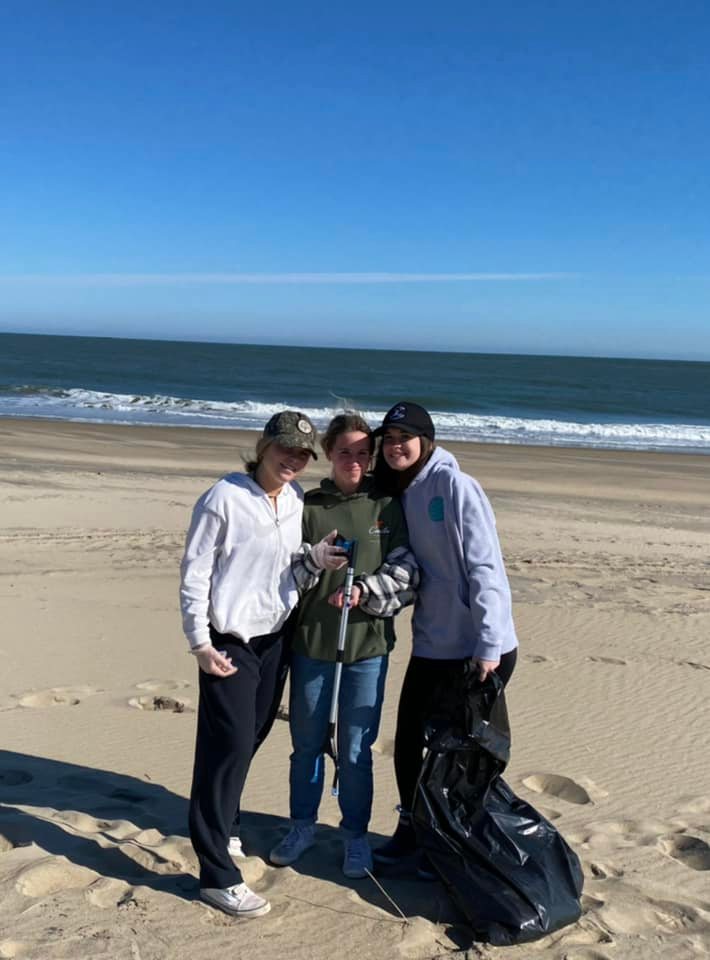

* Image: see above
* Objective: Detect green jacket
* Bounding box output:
[292,477,409,663]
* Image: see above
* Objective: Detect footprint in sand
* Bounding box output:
[522,773,607,805]
[50,810,106,834]
[0,770,33,787]
[678,797,710,815]
[553,952,612,960]
[85,877,134,909]
[15,857,99,897]
[115,840,184,876]
[587,861,624,880]
[659,834,710,871]
[551,922,614,950]
[599,896,703,937]
[127,695,192,713]
[580,818,683,850]
[581,893,605,913]
[586,656,627,666]
[16,685,100,708]
[103,820,159,842]
[56,773,112,794]
[134,680,190,693]
[55,775,150,805]
[524,653,552,664]
[0,942,28,959]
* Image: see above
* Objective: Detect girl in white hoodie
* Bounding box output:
[180,411,343,918]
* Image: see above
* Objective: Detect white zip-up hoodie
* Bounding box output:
[179,472,304,650]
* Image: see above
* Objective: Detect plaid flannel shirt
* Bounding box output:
[292,544,419,618]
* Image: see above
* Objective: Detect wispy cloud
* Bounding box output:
[0,271,577,287]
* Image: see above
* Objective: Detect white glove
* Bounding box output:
[310,530,348,571]
[193,645,238,676]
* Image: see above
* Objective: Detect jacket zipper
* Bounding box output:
[266,493,284,611]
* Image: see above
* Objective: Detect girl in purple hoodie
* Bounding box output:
[371,401,518,871]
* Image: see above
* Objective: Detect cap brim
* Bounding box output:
[372,422,428,439]
[271,437,318,459]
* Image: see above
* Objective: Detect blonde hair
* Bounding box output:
[243,435,274,474]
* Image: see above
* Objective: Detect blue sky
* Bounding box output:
[1,1,709,359]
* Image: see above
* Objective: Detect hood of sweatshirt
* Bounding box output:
[404,446,460,497]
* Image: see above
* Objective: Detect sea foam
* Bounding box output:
[1,385,709,453]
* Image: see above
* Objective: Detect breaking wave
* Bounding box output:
[1,385,709,453]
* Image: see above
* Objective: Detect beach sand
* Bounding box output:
[1,418,709,960]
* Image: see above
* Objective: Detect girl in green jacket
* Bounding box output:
[269,412,418,879]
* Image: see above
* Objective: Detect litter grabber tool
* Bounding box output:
[325,536,358,796]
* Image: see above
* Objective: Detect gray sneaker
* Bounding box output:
[269,823,316,866]
[200,883,270,918]
[342,835,373,879]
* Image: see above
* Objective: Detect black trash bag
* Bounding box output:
[412,664,584,946]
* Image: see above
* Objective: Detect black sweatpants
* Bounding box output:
[393,649,517,814]
[188,623,290,890]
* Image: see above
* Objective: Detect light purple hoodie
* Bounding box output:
[401,446,518,661]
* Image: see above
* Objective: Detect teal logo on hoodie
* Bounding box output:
[428,496,444,522]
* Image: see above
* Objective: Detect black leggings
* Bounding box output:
[188,624,289,889]
[393,648,517,813]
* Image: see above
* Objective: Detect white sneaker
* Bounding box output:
[342,835,373,879]
[269,823,316,866]
[200,883,270,918]
[228,836,246,859]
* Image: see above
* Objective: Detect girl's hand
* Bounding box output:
[471,657,500,682]
[194,645,238,677]
[327,585,362,609]
[310,530,348,570]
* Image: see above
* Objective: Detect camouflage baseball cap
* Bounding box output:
[263,410,319,459]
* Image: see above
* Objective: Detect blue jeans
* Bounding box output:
[289,653,388,836]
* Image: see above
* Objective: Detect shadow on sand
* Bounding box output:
[0,749,469,942]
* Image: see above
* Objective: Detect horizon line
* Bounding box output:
[1,328,707,364]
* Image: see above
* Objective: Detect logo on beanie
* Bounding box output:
[297,419,312,434]
[389,404,407,421]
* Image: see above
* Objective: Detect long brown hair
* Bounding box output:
[373,435,434,494]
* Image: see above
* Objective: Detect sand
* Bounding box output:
[1,417,708,960]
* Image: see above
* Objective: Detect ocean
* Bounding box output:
[1,332,709,453]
